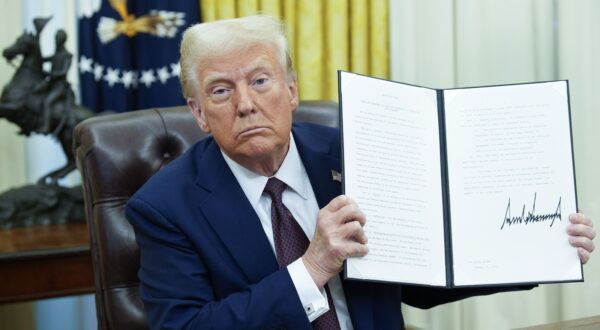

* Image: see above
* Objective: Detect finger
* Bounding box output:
[569,213,593,227]
[325,195,355,212]
[321,201,365,226]
[568,236,595,253]
[336,203,366,226]
[344,241,369,258]
[567,223,597,240]
[340,220,368,244]
[578,247,590,264]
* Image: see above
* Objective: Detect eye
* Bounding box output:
[212,88,228,95]
[254,78,268,86]
[252,76,271,91]
[209,86,231,101]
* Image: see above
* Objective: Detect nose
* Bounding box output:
[235,84,255,117]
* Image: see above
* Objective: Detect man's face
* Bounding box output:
[188,43,298,168]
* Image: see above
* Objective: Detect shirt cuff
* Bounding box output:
[287,258,329,322]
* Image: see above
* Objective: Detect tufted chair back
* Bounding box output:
[73,101,339,330]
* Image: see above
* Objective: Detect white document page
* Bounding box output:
[341,72,447,286]
[444,81,581,286]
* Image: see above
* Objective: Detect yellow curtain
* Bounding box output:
[200,0,389,101]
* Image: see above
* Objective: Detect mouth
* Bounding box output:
[238,125,267,137]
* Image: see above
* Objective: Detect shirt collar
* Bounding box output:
[221,133,310,207]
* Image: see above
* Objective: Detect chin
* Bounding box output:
[242,138,286,158]
[245,143,278,158]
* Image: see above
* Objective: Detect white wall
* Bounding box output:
[390,0,600,329]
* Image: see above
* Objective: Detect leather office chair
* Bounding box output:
[73,101,339,330]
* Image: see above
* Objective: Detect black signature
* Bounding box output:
[500,193,562,230]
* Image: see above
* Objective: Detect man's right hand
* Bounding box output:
[302,195,369,288]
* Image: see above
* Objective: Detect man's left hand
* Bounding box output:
[567,212,596,264]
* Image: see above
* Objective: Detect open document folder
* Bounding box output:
[339,71,582,287]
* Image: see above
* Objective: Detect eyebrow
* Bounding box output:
[202,59,276,88]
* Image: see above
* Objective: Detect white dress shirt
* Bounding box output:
[221,134,353,330]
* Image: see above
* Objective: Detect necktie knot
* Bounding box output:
[264,177,287,204]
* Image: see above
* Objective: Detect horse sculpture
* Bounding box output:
[0,18,93,184]
[0,18,88,228]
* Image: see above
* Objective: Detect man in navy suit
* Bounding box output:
[126,15,596,330]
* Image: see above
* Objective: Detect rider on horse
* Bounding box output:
[33,29,74,136]
[0,17,92,184]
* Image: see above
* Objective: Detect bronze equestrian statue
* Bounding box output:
[0,18,88,228]
[0,17,93,185]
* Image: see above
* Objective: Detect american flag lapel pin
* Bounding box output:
[331,170,342,182]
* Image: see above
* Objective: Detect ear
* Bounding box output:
[288,77,299,112]
[187,98,211,133]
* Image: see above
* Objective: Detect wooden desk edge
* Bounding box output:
[0,246,94,304]
[0,245,89,261]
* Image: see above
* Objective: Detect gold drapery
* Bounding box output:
[200,0,389,101]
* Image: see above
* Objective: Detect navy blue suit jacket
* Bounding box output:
[126,123,525,330]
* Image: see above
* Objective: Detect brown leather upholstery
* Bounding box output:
[73,101,339,330]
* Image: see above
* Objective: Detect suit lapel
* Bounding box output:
[292,126,342,209]
[194,140,279,283]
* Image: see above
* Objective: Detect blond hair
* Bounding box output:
[179,15,295,99]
